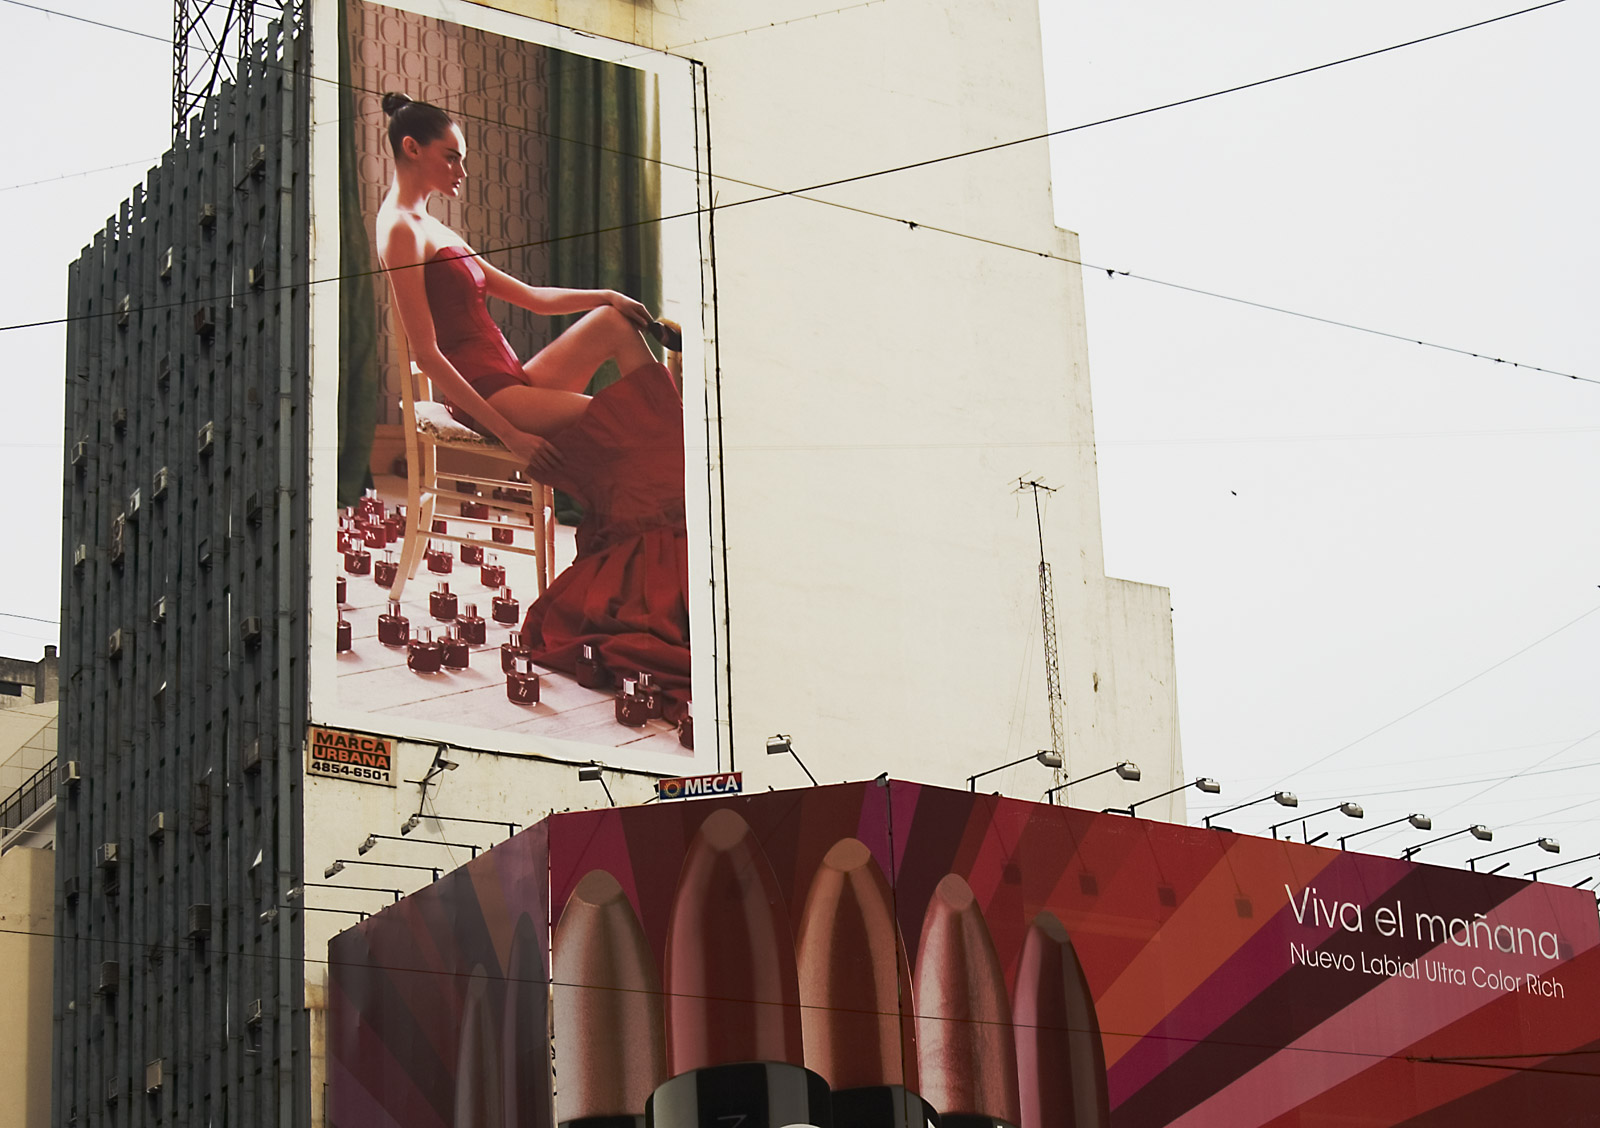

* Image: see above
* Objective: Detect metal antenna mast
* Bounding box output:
[1018,478,1066,770]
[174,2,304,135]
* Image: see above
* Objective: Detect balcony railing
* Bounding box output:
[0,756,57,833]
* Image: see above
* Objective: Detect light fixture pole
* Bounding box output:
[578,764,616,806]
[1044,762,1140,805]
[1202,790,1296,830]
[767,735,819,786]
[1105,777,1220,818]
[1467,837,1559,873]
[1270,801,1362,843]
[1526,850,1600,882]
[1402,825,1492,861]
[401,813,519,839]
[968,750,1062,793]
[323,859,442,882]
[1339,813,1431,852]
[358,832,479,859]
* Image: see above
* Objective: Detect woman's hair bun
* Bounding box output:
[382,92,412,117]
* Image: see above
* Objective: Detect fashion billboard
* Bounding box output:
[326,782,1600,1127]
[306,0,718,771]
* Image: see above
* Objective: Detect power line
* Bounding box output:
[0,610,60,625]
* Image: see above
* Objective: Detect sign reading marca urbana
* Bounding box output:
[656,771,743,801]
[307,726,396,787]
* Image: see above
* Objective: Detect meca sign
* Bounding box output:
[656,772,743,801]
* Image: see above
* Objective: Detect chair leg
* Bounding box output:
[391,443,433,600]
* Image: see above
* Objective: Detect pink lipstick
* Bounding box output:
[1012,913,1109,1128]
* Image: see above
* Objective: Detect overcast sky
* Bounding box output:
[3,0,1595,875]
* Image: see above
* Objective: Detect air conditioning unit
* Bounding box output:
[246,998,264,1027]
[71,440,87,469]
[159,246,174,281]
[157,354,171,389]
[241,616,263,647]
[109,515,126,565]
[243,738,262,774]
[186,903,211,940]
[95,842,118,869]
[193,307,215,340]
[115,295,130,329]
[199,202,217,229]
[96,961,119,995]
[126,487,141,519]
[72,544,87,571]
[244,143,267,179]
[107,628,123,659]
[145,1059,166,1093]
[245,492,263,527]
[197,421,214,456]
[62,760,82,785]
[151,596,166,626]
[62,875,79,902]
[111,405,127,433]
[247,262,267,290]
[151,467,168,500]
[147,811,167,840]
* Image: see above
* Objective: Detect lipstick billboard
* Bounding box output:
[327,782,1600,1127]
[306,0,720,771]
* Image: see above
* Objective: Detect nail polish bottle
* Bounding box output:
[678,699,694,749]
[336,525,352,554]
[363,521,386,549]
[457,603,486,646]
[506,655,540,705]
[574,642,609,689]
[377,599,410,647]
[383,507,404,542]
[615,677,648,727]
[336,575,346,605]
[462,498,489,520]
[344,545,371,575]
[500,631,532,674]
[374,548,398,588]
[407,626,444,674]
[431,518,448,535]
[426,540,453,574]
[430,581,458,621]
[336,614,352,653]
[492,586,520,625]
[479,554,505,590]
[359,488,384,522]
[491,515,514,545]
[637,671,664,719]
[441,630,470,670]
[460,531,484,565]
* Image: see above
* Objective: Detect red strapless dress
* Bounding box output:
[423,246,532,424]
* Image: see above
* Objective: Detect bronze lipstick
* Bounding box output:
[1011,913,1110,1128]
[648,809,832,1128]
[797,838,936,1128]
[456,967,506,1128]
[914,874,1020,1128]
[554,870,667,1128]
[503,913,555,1128]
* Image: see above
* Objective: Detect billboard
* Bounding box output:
[307,0,718,770]
[327,782,1600,1127]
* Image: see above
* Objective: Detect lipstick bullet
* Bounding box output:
[1012,913,1109,1128]
[455,967,506,1128]
[554,871,666,1128]
[914,875,1020,1128]
[503,913,555,1128]
[797,838,935,1128]
[648,809,832,1128]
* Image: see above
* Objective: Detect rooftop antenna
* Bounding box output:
[1017,478,1065,775]
[173,1,301,136]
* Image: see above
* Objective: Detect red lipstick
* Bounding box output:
[913,874,1020,1128]
[649,809,831,1128]
[1012,913,1110,1128]
[797,838,935,1128]
[554,871,666,1128]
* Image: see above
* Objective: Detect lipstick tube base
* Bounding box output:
[647,1062,832,1128]
[832,1085,940,1128]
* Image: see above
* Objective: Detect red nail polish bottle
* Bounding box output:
[637,671,663,719]
[336,613,352,653]
[363,521,386,548]
[374,548,398,588]
[336,575,346,605]
[574,642,609,689]
[457,603,486,646]
[479,554,505,590]
[358,488,382,522]
[460,532,484,565]
[492,587,520,625]
[426,540,453,574]
[506,655,540,704]
[407,626,444,674]
[441,630,470,670]
[491,515,514,545]
[431,518,448,535]
[377,599,410,647]
[500,631,531,674]
[384,506,404,542]
[678,699,694,749]
[430,581,458,621]
[344,545,371,575]
[615,677,648,727]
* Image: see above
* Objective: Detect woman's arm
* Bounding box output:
[380,224,562,473]
[477,257,652,328]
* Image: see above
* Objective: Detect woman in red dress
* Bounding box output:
[375,93,690,712]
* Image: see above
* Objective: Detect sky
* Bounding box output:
[1,0,1596,875]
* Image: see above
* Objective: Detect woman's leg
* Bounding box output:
[521,305,655,394]
[484,385,592,439]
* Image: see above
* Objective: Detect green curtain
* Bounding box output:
[546,50,663,394]
[336,0,381,508]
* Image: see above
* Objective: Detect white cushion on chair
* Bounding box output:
[414,400,506,449]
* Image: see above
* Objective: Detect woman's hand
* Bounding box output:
[504,430,564,477]
[602,290,652,330]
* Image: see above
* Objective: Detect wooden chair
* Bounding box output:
[390,361,556,601]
